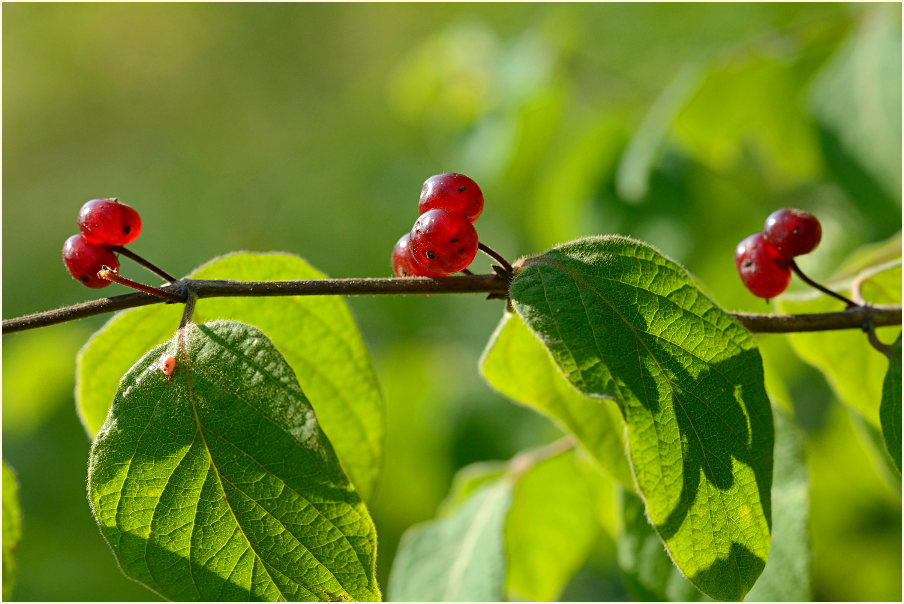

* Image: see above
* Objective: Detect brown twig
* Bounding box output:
[2,273,900,335]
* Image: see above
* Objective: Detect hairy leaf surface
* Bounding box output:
[880,335,902,473]
[510,235,773,601]
[481,312,632,486]
[87,321,379,601]
[2,461,22,601]
[78,252,384,501]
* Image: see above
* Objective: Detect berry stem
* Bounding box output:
[110,246,177,283]
[788,259,859,308]
[97,268,185,303]
[478,242,513,277]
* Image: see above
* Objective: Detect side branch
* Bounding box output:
[2,275,901,335]
[731,305,901,333]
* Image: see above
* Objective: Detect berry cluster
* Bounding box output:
[62,198,142,288]
[735,208,822,299]
[392,173,484,277]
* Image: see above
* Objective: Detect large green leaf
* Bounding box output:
[78,252,384,501]
[880,336,902,474]
[87,321,379,601]
[777,259,901,427]
[504,448,599,602]
[510,235,773,601]
[388,480,512,602]
[480,311,633,486]
[2,461,22,601]
[616,409,810,602]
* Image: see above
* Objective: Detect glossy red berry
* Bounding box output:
[409,208,479,274]
[763,208,821,258]
[392,232,447,277]
[418,173,484,223]
[735,233,792,299]
[78,198,142,246]
[62,234,120,288]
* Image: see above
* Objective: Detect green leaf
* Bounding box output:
[510,235,773,601]
[616,409,811,602]
[746,409,811,601]
[880,335,902,474]
[87,321,379,601]
[617,489,709,602]
[388,480,512,602]
[2,461,23,601]
[437,461,508,517]
[480,311,633,486]
[777,259,901,427]
[504,448,599,602]
[78,252,385,501]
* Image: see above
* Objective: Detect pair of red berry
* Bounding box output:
[392,173,484,277]
[62,198,142,288]
[735,208,822,299]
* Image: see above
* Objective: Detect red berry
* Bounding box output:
[418,173,484,223]
[735,233,792,299]
[78,198,142,246]
[62,234,120,288]
[762,208,821,258]
[392,233,447,277]
[409,208,479,274]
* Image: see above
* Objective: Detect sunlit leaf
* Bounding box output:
[77,252,384,501]
[778,256,901,427]
[616,409,810,602]
[388,480,512,602]
[87,321,379,601]
[510,235,773,601]
[480,311,633,486]
[504,448,599,602]
[880,335,902,474]
[2,461,22,601]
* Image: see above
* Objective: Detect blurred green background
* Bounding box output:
[2,3,901,601]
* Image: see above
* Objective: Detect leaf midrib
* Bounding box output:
[181,327,291,601]
[181,326,374,599]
